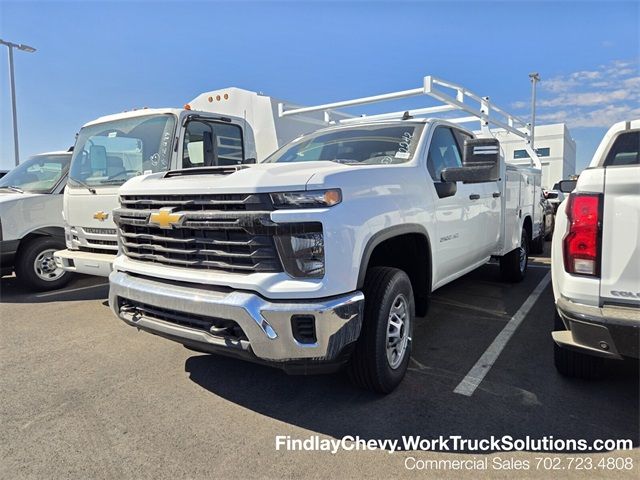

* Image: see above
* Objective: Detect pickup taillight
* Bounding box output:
[563,193,602,277]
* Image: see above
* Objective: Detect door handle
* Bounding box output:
[469,194,480,200]
[492,192,501,198]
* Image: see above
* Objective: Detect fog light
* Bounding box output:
[275,231,325,278]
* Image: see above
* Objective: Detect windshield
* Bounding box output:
[0,154,70,193]
[264,123,424,165]
[69,114,176,188]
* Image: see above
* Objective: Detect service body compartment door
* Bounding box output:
[501,166,522,254]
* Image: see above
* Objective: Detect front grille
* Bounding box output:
[115,193,283,274]
[121,193,268,212]
[118,297,248,342]
[83,227,117,235]
[87,239,118,247]
[78,246,115,255]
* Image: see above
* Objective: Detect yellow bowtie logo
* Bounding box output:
[93,211,109,221]
[148,208,184,229]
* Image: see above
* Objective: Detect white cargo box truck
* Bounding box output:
[54,88,345,277]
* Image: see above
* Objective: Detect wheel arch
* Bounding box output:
[357,224,432,316]
[16,226,65,254]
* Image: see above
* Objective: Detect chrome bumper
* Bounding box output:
[553,297,640,360]
[109,271,364,363]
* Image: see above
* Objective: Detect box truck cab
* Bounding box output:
[54,88,338,277]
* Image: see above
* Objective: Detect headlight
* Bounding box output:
[275,226,325,278]
[271,189,341,208]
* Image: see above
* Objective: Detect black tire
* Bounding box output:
[552,312,604,379]
[499,228,528,282]
[347,267,414,393]
[15,236,72,292]
[545,216,555,241]
[530,231,544,255]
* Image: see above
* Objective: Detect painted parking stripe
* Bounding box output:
[35,283,108,298]
[453,271,551,396]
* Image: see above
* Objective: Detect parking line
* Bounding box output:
[453,271,551,396]
[35,283,109,298]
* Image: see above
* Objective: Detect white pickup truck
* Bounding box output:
[54,88,339,278]
[108,76,544,392]
[552,120,639,378]
[0,151,73,291]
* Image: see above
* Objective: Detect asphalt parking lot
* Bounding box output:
[1,246,638,479]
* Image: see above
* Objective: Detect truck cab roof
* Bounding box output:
[82,108,185,127]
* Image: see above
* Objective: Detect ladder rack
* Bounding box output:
[278,75,541,169]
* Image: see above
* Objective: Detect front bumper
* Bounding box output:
[553,297,640,360]
[0,239,19,273]
[109,271,364,370]
[54,249,114,277]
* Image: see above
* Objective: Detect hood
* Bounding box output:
[0,191,43,205]
[65,190,120,229]
[119,161,353,195]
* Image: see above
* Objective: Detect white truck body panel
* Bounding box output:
[0,192,64,241]
[599,165,640,306]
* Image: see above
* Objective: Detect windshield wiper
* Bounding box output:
[68,178,96,194]
[99,179,128,185]
[0,185,24,193]
[329,158,359,165]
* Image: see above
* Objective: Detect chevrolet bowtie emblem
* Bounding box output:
[93,211,109,221]
[148,208,184,229]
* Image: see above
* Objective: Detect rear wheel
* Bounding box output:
[545,215,555,240]
[530,233,544,254]
[15,237,72,292]
[500,228,528,282]
[553,312,604,379]
[347,267,414,393]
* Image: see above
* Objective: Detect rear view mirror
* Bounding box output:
[441,138,501,184]
[558,180,577,193]
[442,138,501,184]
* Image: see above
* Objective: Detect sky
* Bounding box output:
[0,0,638,173]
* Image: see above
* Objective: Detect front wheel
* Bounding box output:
[15,237,72,291]
[347,267,414,393]
[500,228,528,282]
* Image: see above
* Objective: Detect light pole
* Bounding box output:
[0,39,36,167]
[528,72,540,151]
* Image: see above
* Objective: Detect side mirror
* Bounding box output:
[242,157,257,164]
[441,138,501,184]
[558,179,577,193]
[545,191,559,199]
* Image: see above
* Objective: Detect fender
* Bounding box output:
[22,226,65,241]
[357,223,433,292]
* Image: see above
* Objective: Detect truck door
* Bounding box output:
[452,129,501,259]
[426,126,482,282]
[599,129,640,307]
